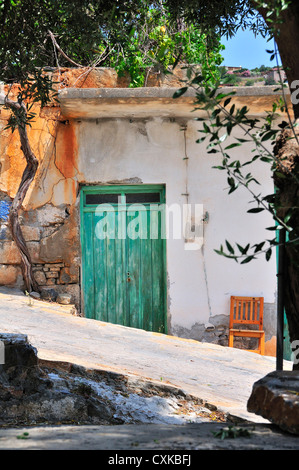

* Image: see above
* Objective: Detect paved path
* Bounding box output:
[0,287,292,423]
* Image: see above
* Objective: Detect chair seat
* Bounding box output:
[230,329,264,336]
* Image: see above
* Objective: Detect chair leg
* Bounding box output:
[260,333,265,355]
[228,332,234,348]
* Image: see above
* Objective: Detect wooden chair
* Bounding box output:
[228,296,265,355]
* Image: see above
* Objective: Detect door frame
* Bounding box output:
[80,184,167,333]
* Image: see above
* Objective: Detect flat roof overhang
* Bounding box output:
[58,86,291,120]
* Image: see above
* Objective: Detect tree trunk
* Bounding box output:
[5,98,40,293]
[253,0,299,120]
[273,123,299,369]
[254,1,299,368]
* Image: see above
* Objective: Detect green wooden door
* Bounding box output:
[81,185,167,333]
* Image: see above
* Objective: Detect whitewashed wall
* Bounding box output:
[75,115,277,341]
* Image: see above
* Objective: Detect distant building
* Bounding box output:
[226,66,242,72]
[265,67,287,83]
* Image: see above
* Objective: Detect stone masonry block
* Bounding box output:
[0,265,22,285]
[45,272,59,278]
[21,226,41,242]
[33,270,47,286]
[27,242,41,264]
[0,241,21,264]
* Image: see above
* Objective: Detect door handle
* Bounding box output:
[127,272,131,282]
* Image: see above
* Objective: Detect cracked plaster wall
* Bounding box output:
[0,83,81,306]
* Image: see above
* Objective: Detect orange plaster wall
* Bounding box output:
[0,69,112,209]
[265,336,277,357]
[0,79,80,209]
[55,123,78,179]
[0,90,60,206]
[2,134,26,198]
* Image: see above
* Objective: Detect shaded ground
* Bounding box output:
[1,422,299,450]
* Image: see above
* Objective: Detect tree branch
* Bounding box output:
[48,30,84,68]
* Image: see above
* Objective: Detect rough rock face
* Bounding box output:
[0,333,42,394]
[247,371,299,435]
[0,333,226,427]
[0,333,118,426]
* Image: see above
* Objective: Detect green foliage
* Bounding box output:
[254,65,272,73]
[212,425,253,439]
[166,0,267,39]
[0,0,293,96]
[221,74,242,86]
[265,77,277,85]
[16,432,30,440]
[107,6,224,87]
[254,0,292,25]
[0,1,218,145]
[0,0,223,106]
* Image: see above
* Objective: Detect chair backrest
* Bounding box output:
[229,296,264,329]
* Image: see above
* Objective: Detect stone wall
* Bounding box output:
[172,309,277,356]
[0,190,80,306]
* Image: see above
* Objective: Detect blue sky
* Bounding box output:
[220,28,281,69]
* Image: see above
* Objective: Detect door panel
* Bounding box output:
[81,186,166,333]
[140,217,154,332]
[82,212,95,320]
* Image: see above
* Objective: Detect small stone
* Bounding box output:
[40,288,57,301]
[59,266,79,284]
[59,270,71,284]
[45,263,64,269]
[45,271,59,278]
[71,306,79,316]
[57,294,71,305]
[0,333,38,369]
[34,270,47,285]
[30,292,41,300]
[32,264,43,270]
